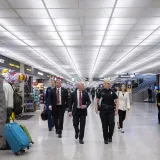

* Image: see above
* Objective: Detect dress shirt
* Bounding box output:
[57,87,62,105]
[77,89,82,108]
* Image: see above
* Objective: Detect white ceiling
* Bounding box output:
[0,0,160,81]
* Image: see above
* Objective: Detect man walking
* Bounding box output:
[49,79,68,138]
[69,82,91,144]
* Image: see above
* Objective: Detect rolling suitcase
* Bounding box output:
[20,124,34,144]
[4,122,30,156]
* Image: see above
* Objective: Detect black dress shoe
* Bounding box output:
[104,140,108,144]
[0,145,10,150]
[56,130,58,134]
[49,128,52,131]
[75,132,79,139]
[58,134,62,138]
[79,140,84,144]
[109,137,112,143]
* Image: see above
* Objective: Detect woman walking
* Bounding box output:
[117,84,130,133]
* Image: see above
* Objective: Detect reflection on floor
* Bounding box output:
[0,102,160,160]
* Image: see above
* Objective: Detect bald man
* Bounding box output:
[49,80,68,138]
[69,82,91,144]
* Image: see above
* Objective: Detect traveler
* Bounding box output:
[45,80,55,131]
[0,75,9,150]
[68,82,91,144]
[91,88,95,100]
[117,84,130,133]
[49,79,68,138]
[95,80,118,144]
[156,92,160,124]
[148,86,153,103]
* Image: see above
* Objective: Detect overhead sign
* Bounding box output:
[24,65,34,75]
[83,77,89,81]
[8,59,20,72]
[0,55,8,68]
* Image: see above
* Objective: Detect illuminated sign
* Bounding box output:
[38,72,43,76]
[0,59,4,63]
[27,68,32,72]
[9,63,20,68]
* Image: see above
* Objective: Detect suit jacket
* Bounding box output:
[45,87,52,109]
[69,89,91,116]
[48,87,68,115]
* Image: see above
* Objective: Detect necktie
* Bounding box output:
[57,89,60,105]
[79,91,82,106]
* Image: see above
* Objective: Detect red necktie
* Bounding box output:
[57,89,60,105]
[79,91,82,106]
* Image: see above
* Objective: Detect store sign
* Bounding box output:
[8,59,20,72]
[24,65,34,75]
[0,59,4,63]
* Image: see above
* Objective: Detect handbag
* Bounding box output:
[41,110,48,121]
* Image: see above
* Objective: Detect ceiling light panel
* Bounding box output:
[108,24,133,31]
[16,35,39,40]
[50,47,67,53]
[59,31,81,36]
[116,0,153,8]
[8,40,27,46]
[83,25,106,31]
[60,35,82,40]
[110,18,138,24]
[44,0,79,8]
[64,40,82,46]
[83,31,105,36]
[84,40,102,45]
[106,30,129,36]
[133,25,160,30]
[23,40,44,46]
[82,18,109,25]
[79,0,115,8]
[103,39,122,46]
[105,35,125,40]
[12,32,35,36]
[23,19,52,26]
[138,17,160,25]
[54,18,80,25]
[0,9,18,18]
[4,26,32,32]
[143,8,160,16]
[44,40,63,46]
[31,26,55,32]
[35,32,60,39]
[16,9,49,18]
[0,18,25,25]
[57,26,81,31]
[113,8,144,17]
[7,0,45,8]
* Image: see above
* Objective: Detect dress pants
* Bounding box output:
[53,105,64,134]
[157,105,160,123]
[47,110,54,130]
[118,110,126,129]
[73,109,86,140]
[100,108,115,141]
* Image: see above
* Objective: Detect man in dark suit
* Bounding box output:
[69,82,91,144]
[49,79,68,138]
[45,80,55,131]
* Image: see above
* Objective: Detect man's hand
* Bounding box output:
[68,112,72,117]
[115,110,118,116]
[95,108,99,114]
[49,106,52,111]
[81,105,87,109]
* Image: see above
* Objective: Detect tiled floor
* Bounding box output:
[0,102,160,160]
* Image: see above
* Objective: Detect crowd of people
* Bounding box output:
[0,76,160,152]
[45,79,131,144]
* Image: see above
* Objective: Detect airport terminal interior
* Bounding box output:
[0,0,160,159]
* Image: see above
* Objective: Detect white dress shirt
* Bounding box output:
[57,87,62,105]
[77,89,82,108]
[118,91,130,111]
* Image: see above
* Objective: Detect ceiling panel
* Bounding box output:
[44,40,64,46]
[110,18,138,24]
[23,40,44,46]
[83,31,105,36]
[16,9,49,18]
[31,26,55,32]
[54,18,80,25]
[7,0,45,8]
[0,9,18,18]
[35,32,60,39]
[0,0,10,8]
[45,0,79,8]
[23,19,52,26]
[5,26,32,32]
[64,40,82,46]
[0,18,25,25]
[83,25,106,31]
[133,25,159,31]
[57,26,81,31]
[103,39,122,46]
[116,0,153,8]
[113,8,144,18]
[108,25,133,31]
[82,18,109,25]
[138,17,160,24]
[84,40,101,45]
[79,0,115,8]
